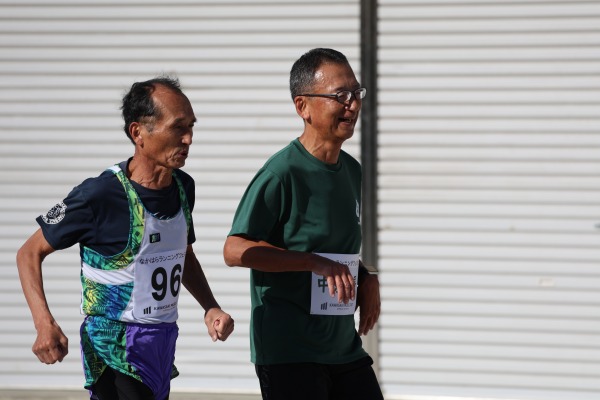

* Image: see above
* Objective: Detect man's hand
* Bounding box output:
[311,256,355,304]
[204,308,234,342]
[32,320,68,364]
[357,274,380,336]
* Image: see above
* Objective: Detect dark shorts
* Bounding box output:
[255,356,384,400]
[90,367,158,400]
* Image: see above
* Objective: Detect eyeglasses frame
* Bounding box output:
[296,88,367,105]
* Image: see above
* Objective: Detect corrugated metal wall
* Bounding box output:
[378,1,600,399]
[0,0,360,393]
[4,1,600,399]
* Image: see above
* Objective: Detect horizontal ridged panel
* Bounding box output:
[0,0,360,393]
[379,1,600,400]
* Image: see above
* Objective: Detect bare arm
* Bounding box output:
[16,228,69,364]
[223,234,355,304]
[356,261,381,336]
[183,245,234,341]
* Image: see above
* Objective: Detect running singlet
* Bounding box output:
[79,164,192,398]
[79,165,192,323]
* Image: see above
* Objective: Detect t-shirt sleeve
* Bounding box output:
[36,184,96,251]
[228,168,283,242]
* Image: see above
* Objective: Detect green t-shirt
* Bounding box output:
[228,138,367,365]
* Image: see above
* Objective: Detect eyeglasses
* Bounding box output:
[297,88,367,105]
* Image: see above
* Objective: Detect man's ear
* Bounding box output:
[129,122,143,144]
[294,96,310,123]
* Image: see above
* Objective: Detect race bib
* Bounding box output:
[310,253,359,315]
[132,248,186,322]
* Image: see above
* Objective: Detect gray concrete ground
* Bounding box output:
[0,390,261,400]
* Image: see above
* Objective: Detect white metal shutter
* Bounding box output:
[378,1,600,400]
[0,0,361,393]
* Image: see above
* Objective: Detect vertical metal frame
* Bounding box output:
[360,0,380,375]
[360,0,379,272]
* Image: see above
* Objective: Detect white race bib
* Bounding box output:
[310,253,359,315]
[131,248,186,321]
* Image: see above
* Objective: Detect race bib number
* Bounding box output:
[132,248,186,322]
[310,253,359,316]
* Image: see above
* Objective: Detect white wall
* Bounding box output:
[2,1,600,399]
[0,0,361,393]
[378,1,600,399]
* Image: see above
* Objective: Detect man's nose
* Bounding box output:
[182,132,193,145]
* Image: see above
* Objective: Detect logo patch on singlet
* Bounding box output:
[149,233,161,243]
[41,202,67,224]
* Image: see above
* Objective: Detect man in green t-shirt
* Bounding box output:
[224,48,383,400]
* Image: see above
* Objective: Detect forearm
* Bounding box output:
[16,230,56,330]
[182,248,220,312]
[223,234,316,273]
[356,261,381,336]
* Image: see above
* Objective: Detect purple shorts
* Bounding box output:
[82,316,179,399]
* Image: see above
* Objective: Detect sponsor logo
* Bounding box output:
[41,202,67,224]
[320,302,328,311]
[149,233,161,243]
[143,306,152,315]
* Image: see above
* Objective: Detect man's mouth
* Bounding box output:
[339,117,354,123]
